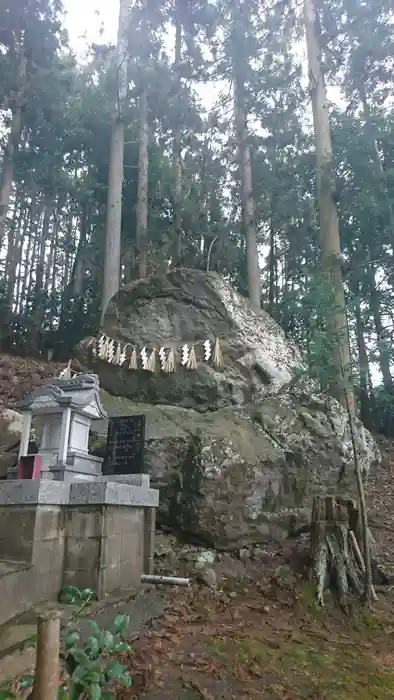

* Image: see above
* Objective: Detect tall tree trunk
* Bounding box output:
[15,206,32,311]
[234,74,260,309]
[304,0,354,413]
[136,89,148,279]
[45,210,59,295]
[100,0,129,323]
[354,284,370,423]
[172,7,183,266]
[50,215,59,296]
[70,206,88,296]
[369,264,392,391]
[231,1,260,310]
[5,194,20,307]
[358,86,394,249]
[20,197,39,308]
[31,203,51,352]
[268,194,277,314]
[0,49,27,247]
[63,212,74,292]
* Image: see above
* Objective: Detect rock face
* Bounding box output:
[78,269,381,549]
[0,408,24,478]
[93,269,301,411]
[92,389,380,549]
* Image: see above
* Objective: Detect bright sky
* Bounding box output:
[64,0,118,56]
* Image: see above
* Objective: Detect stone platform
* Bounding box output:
[0,477,158,626]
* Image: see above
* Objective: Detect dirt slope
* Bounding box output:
[0,353,64,408]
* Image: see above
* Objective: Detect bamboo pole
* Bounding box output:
[32,610,60,700]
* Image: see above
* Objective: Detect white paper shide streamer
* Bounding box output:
[119,344,128,366]
[140,347,148,371]
[158,347,167,371]
[113,342,121,365]
[181,344,189,367]
[95,333,223,372]
[97,334,109,360]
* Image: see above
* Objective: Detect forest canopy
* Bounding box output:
[0,0,394,434]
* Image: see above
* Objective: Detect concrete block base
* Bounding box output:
[0,479,159,625]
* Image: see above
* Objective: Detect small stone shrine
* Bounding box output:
[0,373,159,627]
[10,374,106,481]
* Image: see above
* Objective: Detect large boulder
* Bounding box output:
[83,269,301,411]
[91,387,380,549]
[77,269,381,548]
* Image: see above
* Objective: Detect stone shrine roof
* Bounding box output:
[16,374,107,419]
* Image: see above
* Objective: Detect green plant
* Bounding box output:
[0,586,132,700]
[0,675,34,699]
[58,586,97,606]
[61,614,132,699]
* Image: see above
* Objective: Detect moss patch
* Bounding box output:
[204,628,394,699]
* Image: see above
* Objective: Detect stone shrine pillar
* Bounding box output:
[18,411,33,460]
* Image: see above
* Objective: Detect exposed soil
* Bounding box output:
[367,435,394,565]
[0,353,65,408]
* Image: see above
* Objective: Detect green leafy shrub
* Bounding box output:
[0,588,132,700]
[60,613,132,699]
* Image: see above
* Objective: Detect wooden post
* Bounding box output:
[32,610,60,700]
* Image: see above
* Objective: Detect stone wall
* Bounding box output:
[0,505,64,625]
[64,505,145,595]
[0,501,156,626]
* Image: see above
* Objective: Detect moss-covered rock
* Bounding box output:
[92,387,380,549]
[77,270,381,548]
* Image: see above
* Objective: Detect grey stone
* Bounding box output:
[0,408,23,447]
[68,481,159,507]
[87,389,380,549]
[78,269,301,411]
[238,548,251,562]
[0,408,24,479]
[198,567,217,589]
[0,480,70,505]
[98,474,151,488]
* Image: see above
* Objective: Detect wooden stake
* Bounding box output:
[32,610,60,700]
[349,530,378,601]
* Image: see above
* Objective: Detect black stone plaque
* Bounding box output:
[103,415,146,475]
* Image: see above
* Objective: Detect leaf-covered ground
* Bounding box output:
[114,438,394,700]
[117,547,394,700]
